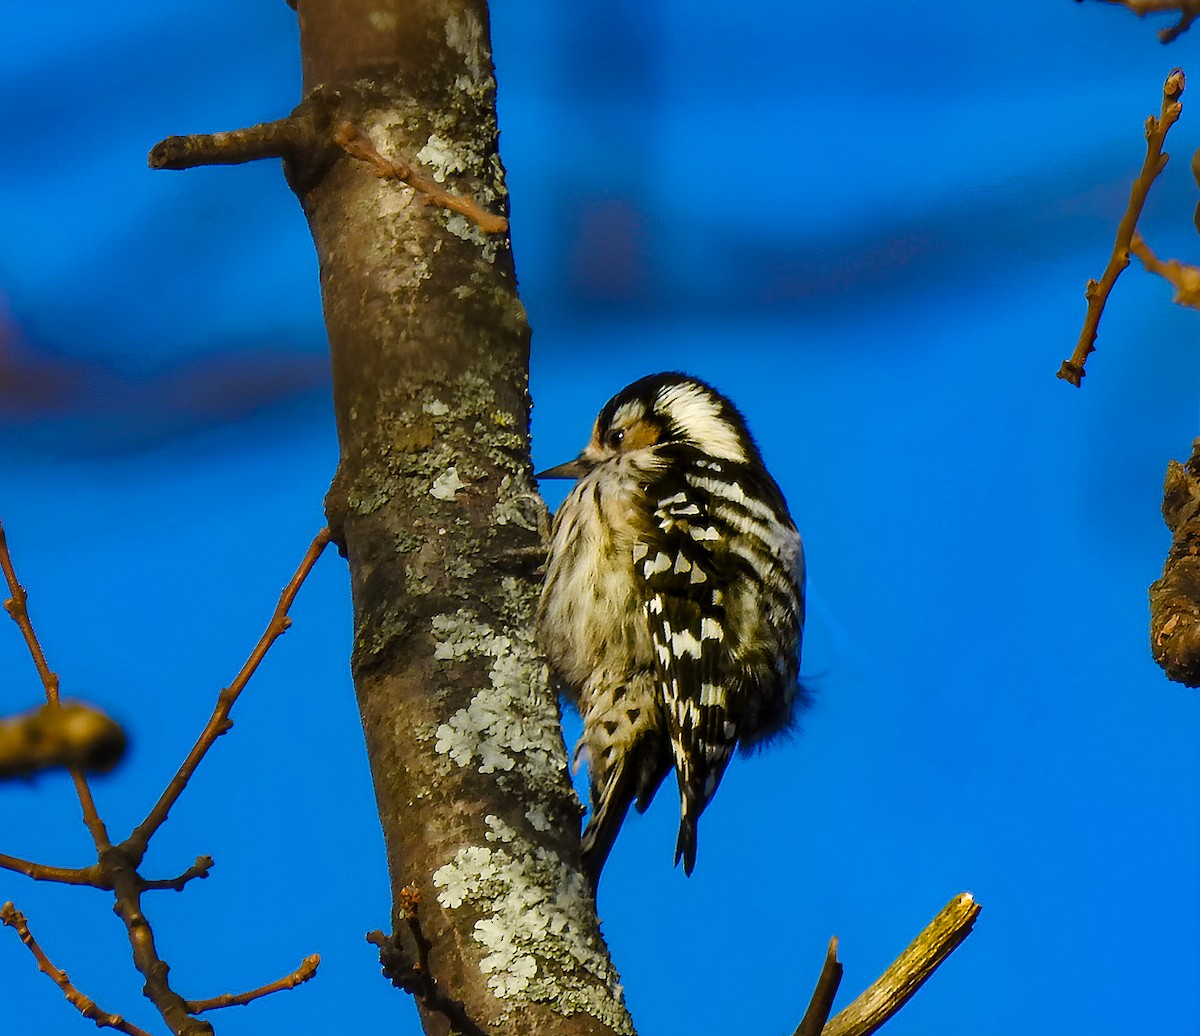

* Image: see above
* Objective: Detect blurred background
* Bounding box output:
[2,2,1199,1034]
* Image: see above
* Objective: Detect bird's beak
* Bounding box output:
[536,454,595,480]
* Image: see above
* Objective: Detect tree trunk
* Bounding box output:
[294,2,632,1033]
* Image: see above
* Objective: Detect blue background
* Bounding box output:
[2,3,1199,1034]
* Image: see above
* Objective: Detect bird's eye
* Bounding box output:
[605,428,626,450]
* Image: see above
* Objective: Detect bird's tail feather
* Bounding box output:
[581,762,637,891]
[673,798,699,876]
[581,733,671,890]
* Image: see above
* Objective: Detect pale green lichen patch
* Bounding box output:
[431,838,632,1031]
[431,610,560,781]
[485,814,517,842]
[444,550,477,582]
[424,608,633,1027]
[430,466,466,501]
[525,806,552,832]
[446,213,499,259]
[416,133,468,184]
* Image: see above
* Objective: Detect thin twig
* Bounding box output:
[0,519,113,851]
[399,884,436,999]
[0,519,61,704]
[140,855,214,892]
[1058,68,1185,386]
[124,527,332,861]
[68,769,113,852]
[185,953,320,1013]
[1129,230,1200,307]
[795,937,843,1036]
[333,122,509,235]
[368,885,488,1036]
[0,853,104,887]
[822,893,981,1036]
[2,902,155,1036]
[1076,0,1200,42]
[1164,9,1200,39]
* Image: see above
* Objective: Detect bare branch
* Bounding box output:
[67,770,113,853]
[2,901,155,1036]
[0,519,61,704]
[1058,68,1185,386]
[98,530,331,1034]
[368,886,488,1036]
[149,117,311,170]
[795,937,843,1036]
[124,527,332,861]
[1075,0,1200,42]
[823,893,981,1036]
[140,855,214,892]
[0,701,126,779]
[0,519,113,851]
[3,526,332,1034]
[185,953,320,1013]
[334,121,509,234]
[0,853,104,887]
[398,884,436,999]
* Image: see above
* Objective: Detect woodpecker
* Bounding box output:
[537,372,805,884]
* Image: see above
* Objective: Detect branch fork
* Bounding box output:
[795,893,981,1036]
[1,522,331,1035]
[148,103,507,235]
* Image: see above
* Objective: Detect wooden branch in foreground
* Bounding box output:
[815,892,981,1036]
[1075,0,1200,42]
[1058,68,1185,386]
[1,902,155,1036]
[1150,436,1200,686]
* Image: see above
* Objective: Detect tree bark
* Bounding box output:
[1150,436,1200,686]
[293,2,632,1033]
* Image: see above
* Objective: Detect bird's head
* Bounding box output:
[537,372,756,480]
